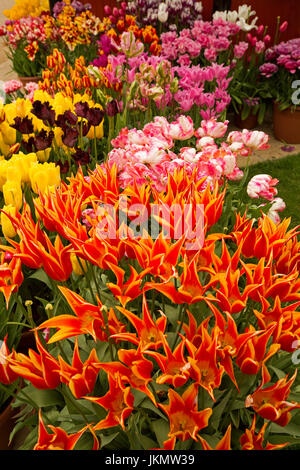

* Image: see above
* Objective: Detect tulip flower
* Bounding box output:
[240,415,288,450]
[159,383,212,443]
[245,367,300,426]
[84,374,134,431]
[247,174,278,201]
[145,337,191,388]
[186,325,224,400]
[0,255,23,308]
[3,180,23,211]
[34,410,97,450]
[112,295,167,350]
[1,205,17,239]
[101,346,156,402]
[199,425,232,450]
[0,335,18,384]
[58,339,101,399]
[279,21,288,33]
[8,331,61,389]
[236,324,280,375]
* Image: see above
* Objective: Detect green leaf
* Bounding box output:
[140,398,167,419]
[210,390,232,431]
[22,385,64,408]
[151,419,170,448]
[99,431,120,448]
[270,421,300,437]
[29,269,52,290]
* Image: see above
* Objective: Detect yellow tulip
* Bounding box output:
[70,253,87,275]
[36,148,51,163]
[0,134,11,157]
[6,164,22,185]
[1,204,17,239]
[29,162,60,195]
[3,180,23,210]
[11,152,38,183]
[0,160,8,190]
[0,121,16,146]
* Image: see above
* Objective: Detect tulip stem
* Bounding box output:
[171,303,186,351]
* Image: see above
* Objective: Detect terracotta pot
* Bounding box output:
[18,76,41,88]
[273,102,300,144]
[234,111,258,130]
[0,400,17,450]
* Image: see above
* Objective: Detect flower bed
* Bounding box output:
[0,0,299,453]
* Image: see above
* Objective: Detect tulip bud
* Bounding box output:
[121,2,127,10]
[104,5,111,15]
[257,25,265,36]
[279,21,288,33]
[3,180,23,210]
[112,7,119,17]
[263,34,271,45]
[1,205,17,239]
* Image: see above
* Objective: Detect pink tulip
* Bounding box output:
[104,5,111,15]
[279,21,288,33]
[247,174,279,201]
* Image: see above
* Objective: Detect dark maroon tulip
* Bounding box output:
[62,126,79,147]
[34,130,54,151]
[12,116,34,134]
[72,148,91,165]
[31,100,56,126]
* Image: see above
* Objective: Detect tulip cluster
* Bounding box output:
[3,0,49,21]
[259,38,300,109]
[106,115,270,191]
[125,0,203,31]
[0,142,298,449]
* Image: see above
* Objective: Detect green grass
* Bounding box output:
[244,153,300,228]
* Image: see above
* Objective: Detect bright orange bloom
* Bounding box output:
[8,331,60,389]
[2,204,72,281]
[99,348,156,405]
[112,295,167,350]
[208,303,258,388]
[106,263,147,307]
[254,296,300,351]
[145,254,216,305]
[240,415,288,450]
[0,335,18,385]
[159,383,212,443]
[198,425,231,450]
[242,257,300,304]
[84,374,134,431]
[125,233,185,283]
[206,267,261,314]
[37,287,126,343]
[232,214,298,260]
[145,337,191,387]
[0,253,23,307]
[186,323,224,400]
[58,338,101,398]
[34,185,88,239]
[34,410,98,450]
[235,324,280,375]
[245,367,300,426]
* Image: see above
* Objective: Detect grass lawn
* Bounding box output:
[244,152,300,228]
